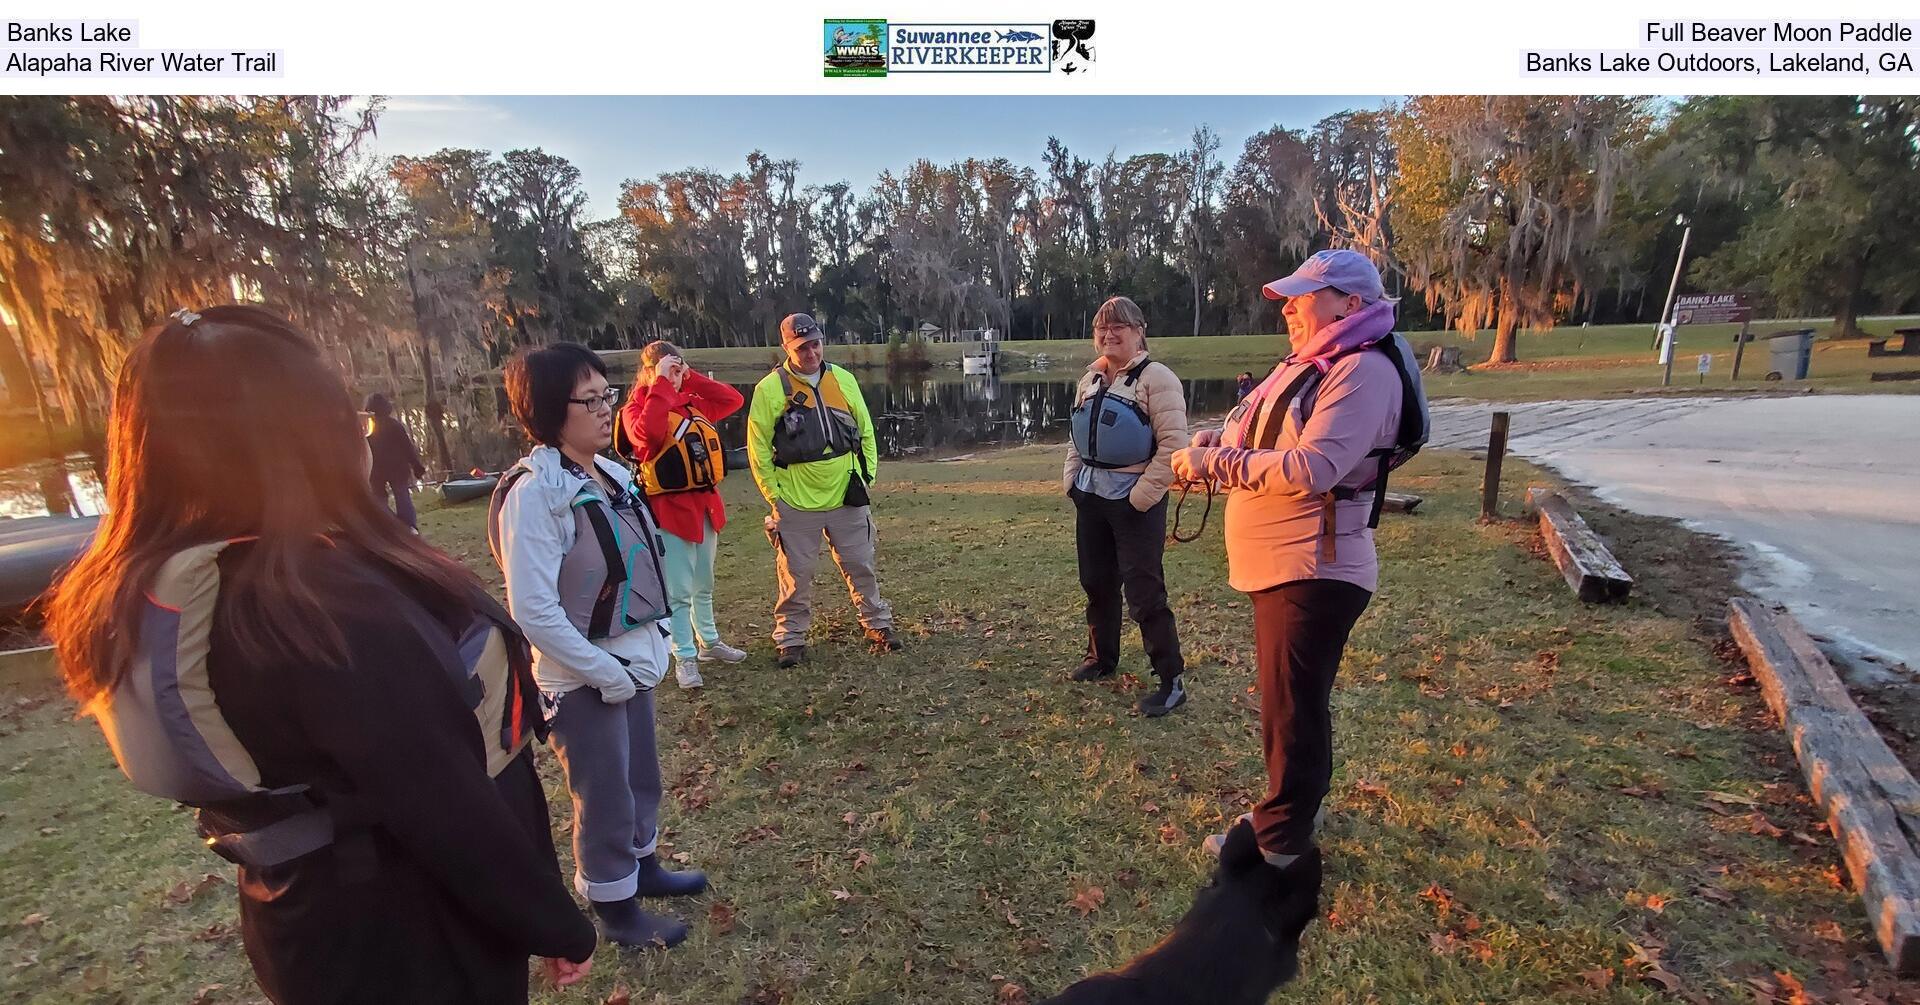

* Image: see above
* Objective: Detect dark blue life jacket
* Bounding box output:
[1070,358,1156,469]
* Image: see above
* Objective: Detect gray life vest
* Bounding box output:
[485,462,671,643]
[771,363,864,471]
[1070,358,1157,469]
[89,539,542,870]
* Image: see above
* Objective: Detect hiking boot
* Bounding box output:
[673,655,704,690]
[699,640,749,663]
[1205,807,1325,859]
[865,627,903,653]
[1138,677,1188,717]
[590,897,688,949]
[776,645,806,669]
[1069,659,1116,682]
[634,853,708,898]
[1202,813,1256,858]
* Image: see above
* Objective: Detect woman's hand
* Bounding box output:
[542,953,593,987]
[1171,446,1212,485]
[653,354,687,391]
[1190,428,1221,448]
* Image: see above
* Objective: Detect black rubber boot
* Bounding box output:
[590,896,688,949]
[1138,676,1188,717]
[635,853,708,898]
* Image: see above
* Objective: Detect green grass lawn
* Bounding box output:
[0,447,1909,1003]
[622,317,1920,403]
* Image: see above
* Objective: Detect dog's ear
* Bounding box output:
[1218,818,1265,873]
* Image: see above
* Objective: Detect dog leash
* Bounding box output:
[1169,477,1216,544]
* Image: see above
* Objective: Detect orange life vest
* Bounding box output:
[637,409,725,495]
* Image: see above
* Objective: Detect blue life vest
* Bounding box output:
[1070,359,1156,469]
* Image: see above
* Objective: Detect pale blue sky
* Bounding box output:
[366,96,1390,221]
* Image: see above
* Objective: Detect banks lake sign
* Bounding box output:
[1672,293,1753,326]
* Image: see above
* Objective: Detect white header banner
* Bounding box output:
[2,1,1915,93]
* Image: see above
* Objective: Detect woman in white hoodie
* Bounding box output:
[489,343,707,950]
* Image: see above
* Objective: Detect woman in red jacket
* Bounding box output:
[620,341,748,688]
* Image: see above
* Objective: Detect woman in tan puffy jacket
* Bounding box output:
[1062,296,1191,717]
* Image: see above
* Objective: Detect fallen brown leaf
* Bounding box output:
[707,900,737,936]
[1068,885,1105,917]
[1581,968,1615,989]
[1774,970,1809,1005]
[603,985,632,1005]
[1697,886,1736,905]
[165,873,227,906]
[996,982,1029,1004]
[1641,967,1683,993]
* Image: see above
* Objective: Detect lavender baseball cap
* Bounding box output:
[1262,249,1386,302]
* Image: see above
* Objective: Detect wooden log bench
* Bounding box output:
[1381,492,1423,514]
[1524,488,1633,602]
[1728,599,1920,974]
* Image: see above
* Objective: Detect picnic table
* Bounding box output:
[1868,328,1920,357]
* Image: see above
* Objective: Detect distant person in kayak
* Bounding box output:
[618,341,749,689]
[1062,295,1191,717]
[1172,249,1427,894]
[45,306,596,1003]
[746,313,900,668]
[491,343,708,950]
[363,392,427,530]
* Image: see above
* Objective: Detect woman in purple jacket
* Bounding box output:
[1172,249,1404,891]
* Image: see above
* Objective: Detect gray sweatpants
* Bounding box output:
[545,686,662,902]
[767,501,893,647]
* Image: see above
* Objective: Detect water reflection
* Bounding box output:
[389,371,1242,474]
[0,371,1241,516]
[0,454,106,520]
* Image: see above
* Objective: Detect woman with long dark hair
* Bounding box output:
[45,306,595,1003]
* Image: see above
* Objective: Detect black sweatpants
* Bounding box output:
[1250,578,1373,855]
[1073,490,1184,683]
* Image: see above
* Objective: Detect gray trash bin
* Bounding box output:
[1765,329,1814,380]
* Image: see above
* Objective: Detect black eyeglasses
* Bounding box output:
[567,387,622,413]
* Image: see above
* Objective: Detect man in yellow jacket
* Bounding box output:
[748,313,900,668]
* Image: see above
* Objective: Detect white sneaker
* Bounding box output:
[698,640,748,663]
[674,655,705,690]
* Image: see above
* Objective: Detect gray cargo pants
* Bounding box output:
[766,500,893,647]
[545,686,662,902]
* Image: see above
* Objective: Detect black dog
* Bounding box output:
[1041,820,1321,1005]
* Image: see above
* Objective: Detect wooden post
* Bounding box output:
[1730,318,1750,381]
[1480,411,1510,522]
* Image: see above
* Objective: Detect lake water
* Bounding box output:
[0,370,1243,518]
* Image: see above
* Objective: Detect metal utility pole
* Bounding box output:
[1657,216,1693,387]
